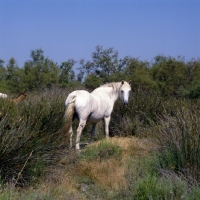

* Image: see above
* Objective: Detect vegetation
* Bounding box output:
[0,46,200,199]
[1,46,200,98]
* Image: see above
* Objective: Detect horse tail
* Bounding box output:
[64,93,76,134]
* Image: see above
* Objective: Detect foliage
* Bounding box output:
[124,57,157,92]
[154,100,200,182]
[0,88,67,186]
[0,89,200,198]
[111,90,165,137]
[0,49,79,93]
[79,139,122,161]
[188,82,200,99]
[59,59,76,87]
[0,47,200,98]
[78,46,133,88]
[24,49,60,90]
[1,46,200,198]
[151,55,189,97]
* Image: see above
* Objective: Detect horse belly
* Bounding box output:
[87,113,103,123]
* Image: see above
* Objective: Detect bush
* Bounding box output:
[114,155,189,200]
[187,187,200,200]
[79,140,122,161]
[154,100,200,182]
[111,90,165,137]
[133,175,187,200]
[0,88,67,186]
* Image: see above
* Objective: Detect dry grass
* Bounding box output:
[111,136,156,156]
[2,137,157,199]
[32,137,157,194]
[77,158,126,190]
[88,137,157,157]
[40,167,83,199]
[74,137,157,190]
[19,163,86,200]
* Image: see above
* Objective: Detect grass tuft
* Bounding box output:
[79,139,122,161]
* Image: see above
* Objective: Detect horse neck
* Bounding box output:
[14,95,25,103]
[18,95,25,101]
[104,83,121,102]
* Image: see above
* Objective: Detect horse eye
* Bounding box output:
[121,90,124,94]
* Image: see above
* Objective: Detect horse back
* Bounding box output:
[65,90,90,106]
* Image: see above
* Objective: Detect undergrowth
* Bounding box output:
[79,140,122,161]
[154,101,200,183]
[0,88,67,187]
[0,88,200,199]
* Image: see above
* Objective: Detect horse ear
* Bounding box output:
[121,80,124,85]
[129,80,131,85]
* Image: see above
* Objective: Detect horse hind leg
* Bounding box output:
[89,123,96,143]
[69,125,73,148]
[76,119,86,150]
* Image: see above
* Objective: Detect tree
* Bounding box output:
[6,58,26,93]
[79,46,120,83]
[78,46,132,89]
[30,48,44,62]
[59,59,75,87]
[0,59,9,92]
[24,49,60,90]
[187,59,200,98]
[151,55,188,97]
[123,57,156,92]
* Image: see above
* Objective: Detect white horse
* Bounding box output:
[64,81,131,150]
[0,92,8,99]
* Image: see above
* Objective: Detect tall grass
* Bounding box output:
[111,90,167,137]
[154,100,200,183]
[0,88,68,186]
[1,86,200,199]
[79,139,122,161]
[115,155,189,200]
[112,90,200,184]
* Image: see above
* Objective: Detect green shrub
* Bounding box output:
[79,140,122,161]
[111,90,166,137]
[188,83,200,99]
[115,155,189,200]
[154,100,200,182]
[0,88,67,186]
[186,187,200,200]
[134,175,187,200]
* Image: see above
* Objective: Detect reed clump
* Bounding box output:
[0,87,200,199]
[0,88,67,186]
[154,101,200,183]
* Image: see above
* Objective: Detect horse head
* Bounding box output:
[120,80,131,106]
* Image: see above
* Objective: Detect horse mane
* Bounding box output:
[100,82,121,89]
[16,93,26,98]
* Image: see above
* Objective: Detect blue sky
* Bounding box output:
[0,0,200,68]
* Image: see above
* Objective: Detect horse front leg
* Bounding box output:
[104,116,111,139]
[76,119,86,150]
